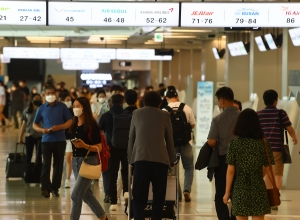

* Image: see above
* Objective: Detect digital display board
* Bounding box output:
[48,2,179,27]
[3,47,60,59]
[181,3,300,27]
[0,1,46,25]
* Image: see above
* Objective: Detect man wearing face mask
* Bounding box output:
[33,85,73,198]
[207,87,239,220]
[91,89,106,122]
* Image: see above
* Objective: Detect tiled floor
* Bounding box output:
[1,126,300,220]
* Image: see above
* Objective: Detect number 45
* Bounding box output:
[66,17,74,22]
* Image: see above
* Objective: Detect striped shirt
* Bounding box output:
[257,106,291,152]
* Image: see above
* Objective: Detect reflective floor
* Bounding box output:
[1,126,300,220]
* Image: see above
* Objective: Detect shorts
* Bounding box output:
[272,152,284,176]
[65,140,73,153]
[0,105,4,112]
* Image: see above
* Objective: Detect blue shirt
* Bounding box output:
[34,101,73,142]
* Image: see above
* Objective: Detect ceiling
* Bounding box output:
[0,0,296,49]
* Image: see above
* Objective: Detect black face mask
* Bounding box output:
[33,100,42,106]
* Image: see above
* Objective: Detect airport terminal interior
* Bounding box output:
[1,0,300,219]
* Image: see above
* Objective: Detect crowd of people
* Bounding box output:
[1,75,297,220]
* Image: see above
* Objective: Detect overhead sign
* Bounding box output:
[116,49,172,60]
[0,1,46,25]
[62,61,99,70]
[48,2,179,26]
[3,47,60,59]
[60,48,116,60]
[181,3,300,27]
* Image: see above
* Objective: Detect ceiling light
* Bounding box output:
[0,37,4,40]
[29,41,63,44]
[26,36,65,41]
[144,41,161,44]
[163,35,196,39]
[167,29,212,33]
[88,40,122,45]
[89,37,128,41]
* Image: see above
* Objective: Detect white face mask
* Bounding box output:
[45,95,56,103]
[73,108,83,117]
[98,97,106,103]
[64,101,72,108]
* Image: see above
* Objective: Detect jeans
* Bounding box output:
[214,155,236,220]
[132,161,168,220]
[108,148,128,204]
[41,142,66,192]
[71,156,106,220]
[11,106,23,128]
[25,136,42,164]
[175,143,194,195]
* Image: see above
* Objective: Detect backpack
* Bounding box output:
[88,129,110,172]
[109,110,132,149]
[165,103,191,147]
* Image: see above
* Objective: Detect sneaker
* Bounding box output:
[271,206,278,210]
[52,190,60,197]
[104,195,110,203]
[109,204,117,211]
[124,192,129,205]
[183,191,191,202]
[41,189,50,198]
[65,179,70,188]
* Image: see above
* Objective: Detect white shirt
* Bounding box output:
[163,102,196,126]
[91,102,103,114]
[0,86,6,105]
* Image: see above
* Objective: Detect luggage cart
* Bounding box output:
[127,153,181,220]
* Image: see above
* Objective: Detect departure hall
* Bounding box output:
[0,0,300,220]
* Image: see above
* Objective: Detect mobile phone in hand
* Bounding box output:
[71,138,79,142]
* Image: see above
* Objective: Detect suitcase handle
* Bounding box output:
[15,143,25,162]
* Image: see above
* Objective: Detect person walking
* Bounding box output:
[99,94,130,211]
[91,89,106,122]
[18,93,43,165]
[11,81,25,129]
[223,108,275,220]
[69,97,107,220]
[33,85,73,198]
[163,90,195,202]
[128,91,175,220]
[207,86,239,220]
[257,89,298,210]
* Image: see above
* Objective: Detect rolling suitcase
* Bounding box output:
[5,143,26,179]
[24,140,42,184]
[127,153,181,220]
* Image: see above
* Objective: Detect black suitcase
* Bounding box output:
[5,143,26,178]
[24,141,42,184]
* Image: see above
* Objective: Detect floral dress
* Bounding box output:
[226,137,275,216]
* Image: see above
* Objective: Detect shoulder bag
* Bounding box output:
[279,110,292,164]
[79,146,102,179]
[263,139,281,207]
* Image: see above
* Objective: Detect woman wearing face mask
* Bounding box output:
[91,89,106,121]
[18,94,43,166]
[70,97,107,220]
[69,86,77,102]
[60,95,74,188]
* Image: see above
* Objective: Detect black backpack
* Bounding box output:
[109,110,132,149]
[165,103,191,147]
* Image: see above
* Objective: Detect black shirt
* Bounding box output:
[99,104,124,148]
[125,105,138,114]
[71,123,101,157]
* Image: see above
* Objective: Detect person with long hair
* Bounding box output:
[223,108,275,220]
[18,93,43,165]
[69,97,107,220]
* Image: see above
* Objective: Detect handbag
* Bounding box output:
[79,146,102,179]
[263,139,281,207]
[279,110,292,164]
